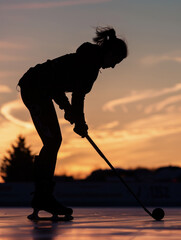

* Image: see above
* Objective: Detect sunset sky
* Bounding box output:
[0,0,181,180]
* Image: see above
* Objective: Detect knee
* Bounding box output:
[44,135,62,152]
[53,136,62,151]
[56,136,62,149]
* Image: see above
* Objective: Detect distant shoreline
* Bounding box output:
[0,181,181,207]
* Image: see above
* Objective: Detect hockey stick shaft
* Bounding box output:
[86,134,152,217]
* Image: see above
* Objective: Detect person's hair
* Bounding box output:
[93,26,128,59]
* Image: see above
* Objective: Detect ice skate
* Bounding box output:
[28,208,73,221]
[27,181,73,221]
[27,197,73,221]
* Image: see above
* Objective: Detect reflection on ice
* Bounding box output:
[0,208,181,239]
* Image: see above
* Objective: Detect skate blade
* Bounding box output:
[27,213,74,222]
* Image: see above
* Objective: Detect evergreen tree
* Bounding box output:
[0,135,34,182]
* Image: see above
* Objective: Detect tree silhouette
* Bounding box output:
[0,135,34,182]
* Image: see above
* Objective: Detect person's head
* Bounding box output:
[93,27,128,69]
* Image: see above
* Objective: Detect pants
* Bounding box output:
[20,85,62,182]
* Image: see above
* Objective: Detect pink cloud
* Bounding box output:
[2,0,111,10]
[0,54,26,62]
[0,41,26,49]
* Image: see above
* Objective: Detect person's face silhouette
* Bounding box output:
[102,50,123,69]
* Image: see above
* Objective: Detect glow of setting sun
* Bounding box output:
[1,0,181,179]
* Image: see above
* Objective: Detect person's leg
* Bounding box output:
[21,87,61,182]
[20,86,73,218]
[30,99,62,181]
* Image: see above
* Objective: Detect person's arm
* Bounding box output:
[53,91,71,110]
[71,92,86,123]
[53,92,76,125]
[71,91,88,137]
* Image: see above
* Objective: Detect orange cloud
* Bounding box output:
[103,83,181,112]
[141,53,181,66]
[98,121,119,129]
[145,95,181,114]
[0,85,11,93]
[1,99,34,129]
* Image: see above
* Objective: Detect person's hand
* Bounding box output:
[74,122,88,138]
[64,107,75,125]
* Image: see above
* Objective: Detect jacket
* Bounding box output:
[18,42,102,122]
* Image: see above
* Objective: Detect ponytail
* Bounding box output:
[93,27,116,46]
[93,26,128,59]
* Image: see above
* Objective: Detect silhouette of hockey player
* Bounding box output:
[18,27,128,220]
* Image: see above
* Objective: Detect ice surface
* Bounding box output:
[0,207,181,240]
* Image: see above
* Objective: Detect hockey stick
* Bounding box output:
[85,134,162,220]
